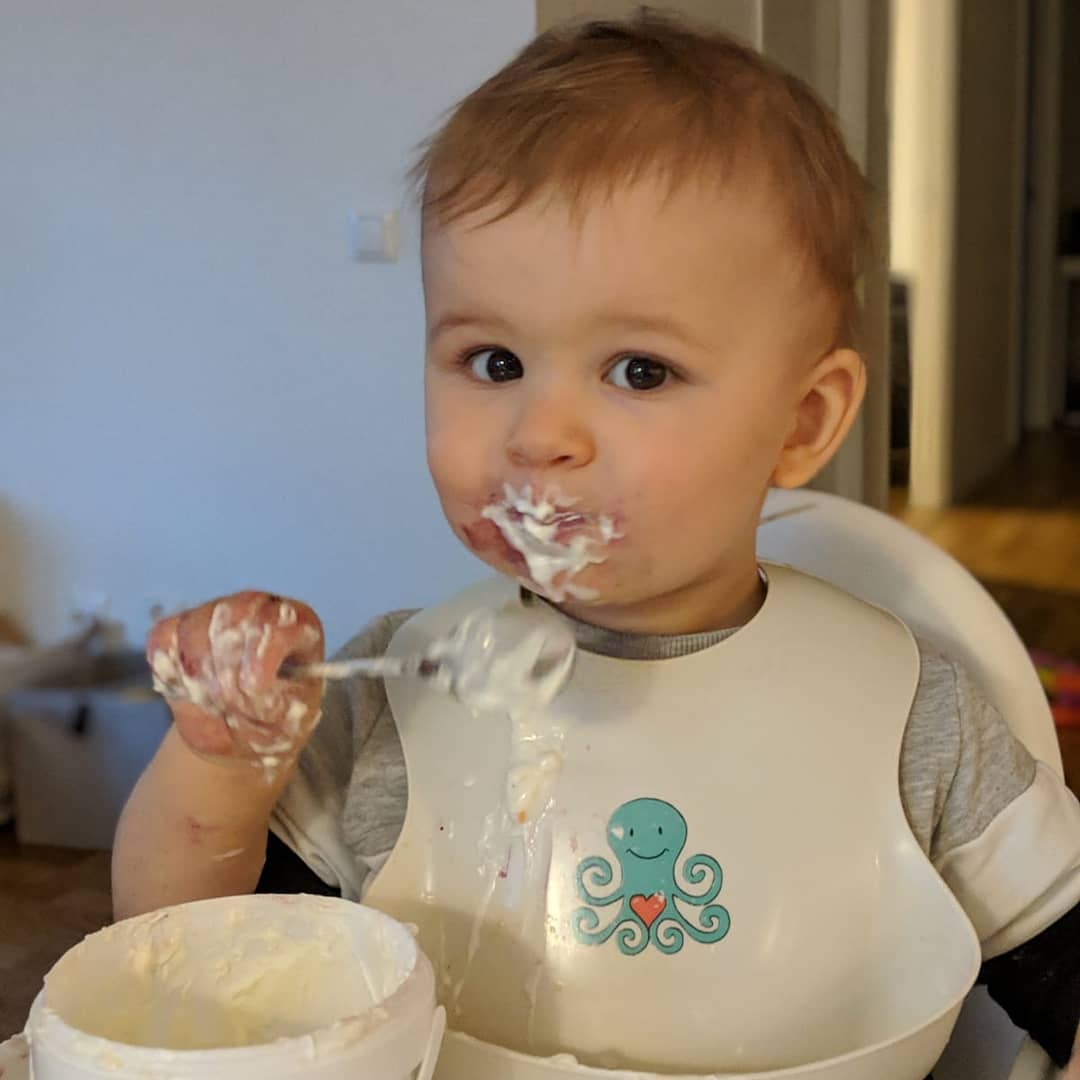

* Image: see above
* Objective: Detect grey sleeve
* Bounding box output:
[899,640,1037,861]
[270,609,414,897]
[298,610,413,804]
[900,640,1080,958]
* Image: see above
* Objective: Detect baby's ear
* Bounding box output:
[770,348,866,489]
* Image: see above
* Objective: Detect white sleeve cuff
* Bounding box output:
[935,762,1080,959]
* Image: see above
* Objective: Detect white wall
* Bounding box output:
[890,0,959,509]
[0,0,533,650]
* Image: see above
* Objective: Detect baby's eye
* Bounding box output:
[467,348,523,383]
[607,355,669,391]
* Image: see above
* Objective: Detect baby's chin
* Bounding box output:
[511,563,621,609]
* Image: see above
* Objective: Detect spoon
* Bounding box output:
[280,603,577,712]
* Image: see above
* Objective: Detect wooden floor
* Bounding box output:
[894,429,1080,627]
[0,825,111,1037]
[0,429,1077,1039]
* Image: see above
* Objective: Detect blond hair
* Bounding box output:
[413,9,867,345]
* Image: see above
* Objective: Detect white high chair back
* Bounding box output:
[758,487,1063,1080]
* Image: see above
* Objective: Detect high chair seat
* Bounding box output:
[758,487,1063,1080]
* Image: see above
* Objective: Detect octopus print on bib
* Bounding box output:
[574,798,729,955]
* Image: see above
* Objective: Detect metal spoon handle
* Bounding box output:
[280,656,402,681]
[278,655,440,682]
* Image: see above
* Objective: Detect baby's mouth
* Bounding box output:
[503,504,588,543]
[478,483,621,602]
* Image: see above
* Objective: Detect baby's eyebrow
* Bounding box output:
[426,308,706,351]
[427,310,514,344]
[591,311,706,350]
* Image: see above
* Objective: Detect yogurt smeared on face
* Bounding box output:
[481,484,621,602]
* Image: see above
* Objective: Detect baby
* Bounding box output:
[113,12,1080,1076]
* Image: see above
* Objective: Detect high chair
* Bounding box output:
[758,487,1065,1080]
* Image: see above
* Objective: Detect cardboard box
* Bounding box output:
[6,653,170,849]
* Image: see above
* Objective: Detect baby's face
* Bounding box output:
[423,176,831,632]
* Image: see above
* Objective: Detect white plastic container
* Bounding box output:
[25,894,445,1080]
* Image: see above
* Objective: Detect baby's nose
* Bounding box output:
[506,389,595,469]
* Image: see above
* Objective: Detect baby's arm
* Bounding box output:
[112,727,294,918]
[904,645,1080,1070]
[111,592,324,920]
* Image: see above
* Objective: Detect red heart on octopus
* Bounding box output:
[630,892,666,928]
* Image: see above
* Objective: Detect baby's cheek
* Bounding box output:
[427,421,482,494]
[427,459,463,509]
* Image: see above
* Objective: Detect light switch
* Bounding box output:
[348,209,400,262]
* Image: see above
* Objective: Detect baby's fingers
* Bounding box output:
[220,594,325,757]
[146,592,325,765]
[233,594,324,691]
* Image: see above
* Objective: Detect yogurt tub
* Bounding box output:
[25,894,444,1080]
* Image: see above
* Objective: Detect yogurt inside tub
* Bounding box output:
[26,893,444,1080]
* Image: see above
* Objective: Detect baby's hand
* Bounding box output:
[147,592,324,767]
